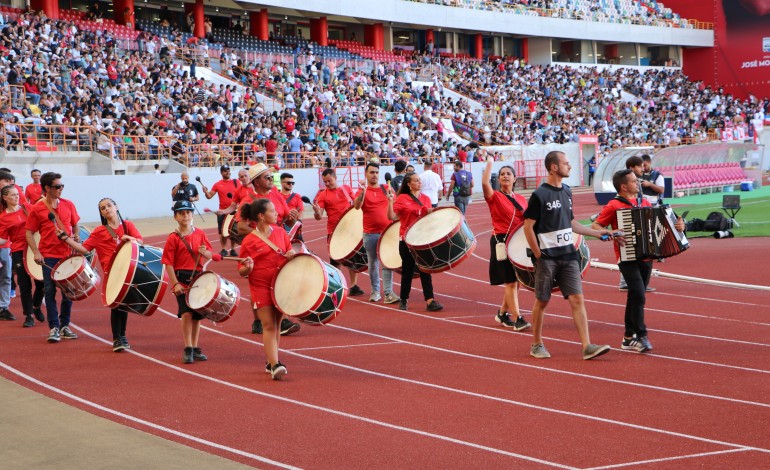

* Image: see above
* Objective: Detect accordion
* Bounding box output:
[617,206,689,262]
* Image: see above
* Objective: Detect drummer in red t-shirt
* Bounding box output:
[279,172,304,240]
[481,152,531,332]
[24,169,43,203]
[61,198,142,352]
[354,163,398,304]
[389,173,443,312]
[162,200,215,365]
[237,199,296,380]
[25,172,81,343]
[199,164,240,257]
[312,168,364,297]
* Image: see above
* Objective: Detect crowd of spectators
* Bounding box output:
[1,9,766,170]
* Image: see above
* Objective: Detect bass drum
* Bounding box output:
[103,240,168,316]
[272,253,347,325]
[328,206,368,273]
[403,207,476,273]
[377,221,418,277]
[513,234,591,292]
[222,214,243,244]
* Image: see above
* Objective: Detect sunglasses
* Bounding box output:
[283,181,295,185]
[51,184,65,190]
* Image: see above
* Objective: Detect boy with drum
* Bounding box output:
[162,200,215,364]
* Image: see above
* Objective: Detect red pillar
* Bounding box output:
[310,17,328,46]
[364,24,373,48]
[30,0,58,20]
[250,9,268,40]
[373,23,384,50]
[113,0,135,26]
[521,38,528,63]
[193,0,205,39]
[426,29,434,44]
[475,33,483,60]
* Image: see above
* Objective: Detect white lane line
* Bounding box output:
[0,361,301,470]
[287,341,400,352]
[45,326,579,470]
[583,447,752,469]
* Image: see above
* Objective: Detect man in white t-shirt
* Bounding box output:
[419,159,444,208]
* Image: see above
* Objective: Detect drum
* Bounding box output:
[511,231,591,292]
[103,240,168,316]
[51,255,100,301]
[328,206,368,273]
[222,214,242,244]
[24,232,43,281]
[377,221,418,278]
[403,207,476,274]
[272,253,347,325]
[186,271,240,323]
[79,226,95,265]
[287,221,302,242]
[292,240,310,254]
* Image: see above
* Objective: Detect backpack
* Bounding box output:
[455,171,472,197]
[703,211,731,231]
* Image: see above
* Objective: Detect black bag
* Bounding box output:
[703,211,731,231]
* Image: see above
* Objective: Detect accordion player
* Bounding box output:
[617,206,689,262]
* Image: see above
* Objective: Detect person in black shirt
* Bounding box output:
[171,172,199,202]
[523,151,613,361]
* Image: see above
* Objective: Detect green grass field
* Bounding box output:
[581,185,770,238]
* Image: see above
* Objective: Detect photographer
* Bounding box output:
[171,172,199,203]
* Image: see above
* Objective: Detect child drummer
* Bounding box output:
[162,200,215,364]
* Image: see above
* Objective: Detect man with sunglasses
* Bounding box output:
[25,172,81,343]
[279,173,304,241]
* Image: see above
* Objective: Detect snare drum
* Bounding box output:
[186,271,240,323]
[403,207,476,273]
[103,240,168,316]
[24,232,43,281]
[511,230,591,292]
[272,253,347,325]
[52,255,100,301]
[377,221,418,277]
[328,206,368,273]
[222,214,242,244]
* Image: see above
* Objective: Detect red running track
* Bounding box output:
[2,192,769,469]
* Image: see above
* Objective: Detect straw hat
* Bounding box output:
[248,162,269,182]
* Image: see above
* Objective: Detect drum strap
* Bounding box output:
[287,193,296,204]
[408,193,423,207]
[496,192,522,244]
[251,228,284,255]
[42,199,68,235]
[175,231,203,272]
[105,224,121,242]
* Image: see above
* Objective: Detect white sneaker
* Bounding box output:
[530,343,551,359]
[369,292,382,302]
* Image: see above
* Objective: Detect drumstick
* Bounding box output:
[210,253,246,262]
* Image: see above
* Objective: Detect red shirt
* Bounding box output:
[0,203,32,252]
[15,185,28,204]
[485,191,527,235]
[282,192,304,215]
[284,118,295,133]
[161,227,213,273]
[82,221,142,272]
[594,197,651,261]
[25,183,43,203]
[25,198,80,258]
[355,185,391,234]
[393,193,432,238]
[315,185,353,234]
[210,178,239,210]
[265,139,278,155]
[238,226,290,295]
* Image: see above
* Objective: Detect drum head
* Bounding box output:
[378,221,402,271]
[104,241,135,305]
[222,214,235,237]
[25,232,42,281]
[506,226,533,270]
[273,254,326,317]
[187,272,219,310]
[405,208,462,247]
[328,207,363,260]
[53,256,84,280]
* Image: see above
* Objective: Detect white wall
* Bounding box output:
[528,37,552,65]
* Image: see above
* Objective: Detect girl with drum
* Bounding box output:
[162,200,216,365]
[237,198,296,380]
[0,185,44,326]
[60,198,142,352]
[482,153,531,332]
[388,173,444,312]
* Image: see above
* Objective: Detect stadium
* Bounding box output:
[1,0,769,468]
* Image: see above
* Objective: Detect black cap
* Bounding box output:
[172,200,194,213]
[220,164,230,172]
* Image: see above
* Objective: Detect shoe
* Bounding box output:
[271,361,287,380]
[120,336,131,349]
[398,300,408,310]
[113,338,126,352]
[192,347,208,361]
[530,343,551,359]
[645,287,656,293]
[10,289,15,298]
[583,344,611,360]
[369,292,382,302]
[383,292,399,304]
[229,249,238,257]
[349,285,365,296]
[47,327,61,343]
[619,283,628,291]
[33,307,45,322]
[60,326,78,339]
[495,310,516,327]
[252,319,263,334]
[219,249,227,257]
[513,316,531,332]
[183,347,194,364]
[0,308,15,321]
[265,362,271,374]
[427,300,443,311]
[621,336,644,352]
[280,318,300,336]
[637,336,653,352]
[23,315,34,328]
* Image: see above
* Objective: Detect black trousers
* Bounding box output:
[111,308,129,339]
[618,260,653,338]
[399,241,434,301]
[11,251,44,315]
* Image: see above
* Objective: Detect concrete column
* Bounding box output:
[250,9,269,40]
[474,33,483,60]
[193,0,205,39]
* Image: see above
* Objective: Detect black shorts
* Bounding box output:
[216,213,226,234]
[175,270,204,320]
[489,234,517,285]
